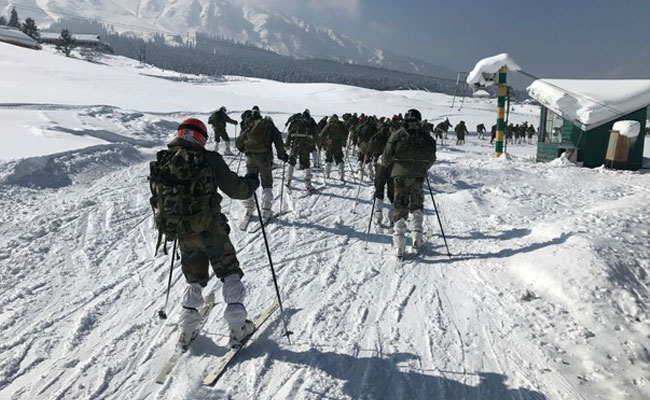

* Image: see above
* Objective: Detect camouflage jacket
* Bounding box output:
[382,125,436,178]
[208,109,237,130]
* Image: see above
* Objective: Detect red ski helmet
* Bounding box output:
[177,118,208,147]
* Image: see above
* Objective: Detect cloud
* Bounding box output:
[232,0,362,19]
[308,0,362,19]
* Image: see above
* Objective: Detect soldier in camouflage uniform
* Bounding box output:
[454,120,468,145]
[370,118,393,228]
[236,108,288,222]
[476,123,487,140]
[208,106,238,155]
[285,111,319,190]
[151,118,260,347]
[381,109,437,256]
[240,105,260,132]
[320,114,348,181]
[357,116,378,179]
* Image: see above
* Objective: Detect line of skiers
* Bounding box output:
[148,106,437,349]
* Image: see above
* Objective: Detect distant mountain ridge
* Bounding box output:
[8,0,457,78]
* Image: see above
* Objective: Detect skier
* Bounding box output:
[381,109,436,256]
[300,109,321,169]
[320,114,348,181]
[235,108,288,223]
[476,123,486,140]
[357,116,378,179]
[149,118,260,348]
[208,106,238,155]
[240,105,260,131]
[454,120,468,145]
[370,118,393,228]
[285,111,318,191]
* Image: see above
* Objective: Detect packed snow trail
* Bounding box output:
[2,137,649,399]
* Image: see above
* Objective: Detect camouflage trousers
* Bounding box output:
[392,176,424,221]
[212,126,229,142]
[374,164,394,203]
[178,213,243,286]
[324,141,344,165]
[246,152,274,189]
[289,145,312,169]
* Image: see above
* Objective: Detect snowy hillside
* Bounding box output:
[1,44,650,400]
[7,0,456,78]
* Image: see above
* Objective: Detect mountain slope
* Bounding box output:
[10,0,456,78]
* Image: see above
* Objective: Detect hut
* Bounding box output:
[527,79,650,170]
[0,26,41,50]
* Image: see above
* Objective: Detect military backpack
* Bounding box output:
[149,147,216,249]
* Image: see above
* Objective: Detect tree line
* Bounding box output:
[4,9,529,100]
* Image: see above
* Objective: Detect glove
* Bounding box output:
[278,152,289,162]
[244,173,260,190]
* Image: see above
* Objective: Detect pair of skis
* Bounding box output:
[155,297,280,386]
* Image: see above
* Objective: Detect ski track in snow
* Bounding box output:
[1,136,649,400]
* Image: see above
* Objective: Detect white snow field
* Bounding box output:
[1,42,650,400]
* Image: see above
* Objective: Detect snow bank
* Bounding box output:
[527,79,650,131]
[466,53,521,87]
[0,144,143,188]
[0,26,41,50]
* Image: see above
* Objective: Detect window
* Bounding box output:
[542,109,564,143]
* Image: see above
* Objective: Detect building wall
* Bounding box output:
[536,106,647,170]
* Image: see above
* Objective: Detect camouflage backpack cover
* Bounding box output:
[149,147,217,243]
[240,118,271,153]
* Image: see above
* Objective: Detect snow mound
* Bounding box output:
[548,151,577,167]
[612,120,640,138]
[0,144,143,188]
[467,53,521,87]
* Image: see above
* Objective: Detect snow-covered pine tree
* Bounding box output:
[8,7,19,28]
[21,18,40,40]
[0,16,6,26]
[56,29,75,57]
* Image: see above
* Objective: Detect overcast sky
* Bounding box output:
[245,0,650,81]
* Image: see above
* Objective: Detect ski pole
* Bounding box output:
[364,197,376,249]
[227,153,245,215]
[227,151,242,168]
[279,162,286,212]
[157,238,178,320]
[425,176,451,259]
[253,191,293,344]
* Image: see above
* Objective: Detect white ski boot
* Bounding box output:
[411,209,424,250]
[305,169,315,191]
[179,283,204,349]
[222,275,253,347]
[223,140,234,156]
[393,218,407,257]
[285,164,294,187]
[261,188,273,221]
[373,199,384,232]
[325,162,332,179]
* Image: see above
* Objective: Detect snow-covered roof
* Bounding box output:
[40,32,102,42]
[0,26,41,50]
[527,79,650,131]
[467,53,521,88]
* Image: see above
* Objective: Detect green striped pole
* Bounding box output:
[495,66,507,157]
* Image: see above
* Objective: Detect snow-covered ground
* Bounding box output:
[1,43,649,400]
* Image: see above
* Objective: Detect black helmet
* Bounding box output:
[404,109,422,122]
[252,105,260,111]
[303,108,310,117]
[219,106,227,112]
